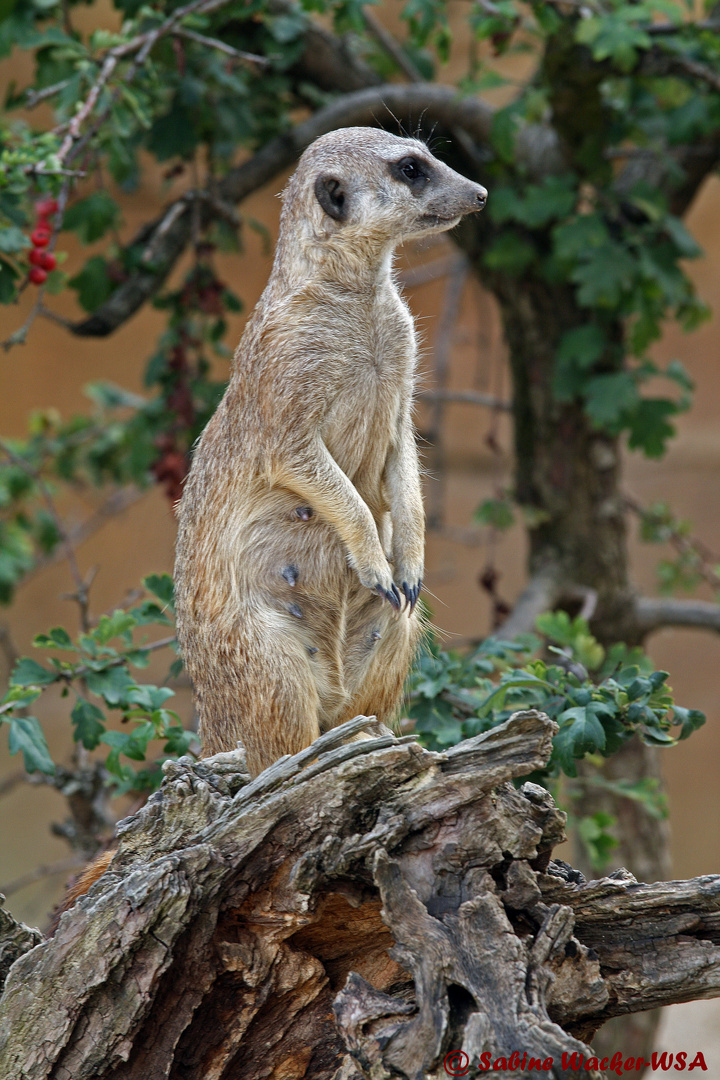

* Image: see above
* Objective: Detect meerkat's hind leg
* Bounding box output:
[195,617,323,778]
[336,591,421,732]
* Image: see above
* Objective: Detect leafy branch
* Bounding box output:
[406,611,704,866]
[1,573,194,797]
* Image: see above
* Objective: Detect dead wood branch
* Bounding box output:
[1,709,718,1078]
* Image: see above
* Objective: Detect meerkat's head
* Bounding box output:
[277,127,487,277]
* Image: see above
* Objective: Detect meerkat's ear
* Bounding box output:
[314,175,348,222]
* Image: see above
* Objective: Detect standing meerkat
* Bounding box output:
[174,127,487,777]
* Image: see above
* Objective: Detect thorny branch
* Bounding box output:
[51,0,266,172]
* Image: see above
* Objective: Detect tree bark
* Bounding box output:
[1,711,718,1080]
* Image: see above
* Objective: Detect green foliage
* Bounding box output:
[0,574,194,793]
[635,500,720,596]
[406,616,702,867]
[473,496,515,530]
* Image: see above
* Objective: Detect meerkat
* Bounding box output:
[174,127,487,777]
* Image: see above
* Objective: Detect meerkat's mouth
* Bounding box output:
[419,213,462,229]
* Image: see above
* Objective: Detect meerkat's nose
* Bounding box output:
[476,186,488,210]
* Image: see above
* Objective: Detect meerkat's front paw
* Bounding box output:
[356,562,402,611]
[392,557,424,614]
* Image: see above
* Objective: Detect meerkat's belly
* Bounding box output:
[230,486,396,721]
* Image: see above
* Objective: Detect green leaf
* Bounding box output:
[94,610,137,644]
[663,215,702,259]
[510,176,577,229]
[577,811,617,868]
[8,715,54,774]
[554,707,606,773]
[584,371,639,428]
[672,705,706,741]
[483,233,535,274]
[84,664,136,705]
[0,256,20,304]
[125,684,175,710]
[33,626,75,650]
[1,685,41,710]
[10,657,57,687]
[0,225,28,254]
[554,323,609,401]
[626,398,679,458]
[62,192,120,244]
[572,243,638,308]
[163,725,196,756]
[575,13,651,71]
[69,256,113,313]
[143,572,175,609]
[473,497,515,530]
[71,697,106,750]
[147,104,199,161]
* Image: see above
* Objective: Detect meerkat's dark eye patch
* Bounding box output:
[314,175,347,222]
[390,156,432,190]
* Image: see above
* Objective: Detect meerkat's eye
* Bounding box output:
[401,159,422,180]
[390,156,431,190]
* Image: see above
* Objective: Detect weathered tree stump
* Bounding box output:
[1,710,719,1079]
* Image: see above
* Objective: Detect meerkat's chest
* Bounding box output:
[322,297,415,479]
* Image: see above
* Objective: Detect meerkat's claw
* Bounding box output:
[400,580,422,613]
[401,581,419,613]
[376,583,402,610]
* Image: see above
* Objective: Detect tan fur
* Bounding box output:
[174,127,487,777]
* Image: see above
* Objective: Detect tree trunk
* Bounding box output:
[1,712,718,1080]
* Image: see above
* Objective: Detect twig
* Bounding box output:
[38,305,79,331]
[634,597,720,637]
[173,28,269,67]
[0,856,84,898]
[498,564,563,640]
[0,770,26,799]
[23,80,72,108]
[623,493,720,592]
[361,8,423,82]
[646,18,720,35]
[426,523,486,546]
[417,389,511,410]
[661,53,720,95]
[1,292,45,353]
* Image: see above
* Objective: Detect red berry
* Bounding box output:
[35,198,58,217]
[31,228,51,248]
[29,248,45,266]
[40,251,56,271]
[29,267,47,285]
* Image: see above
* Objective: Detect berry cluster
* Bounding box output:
[28,198,58,285]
